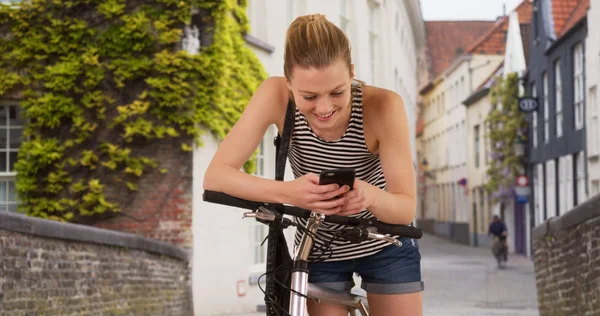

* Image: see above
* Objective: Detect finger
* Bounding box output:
[306,173,320,184]
[323,185,351,200]
[312,183,339,194]
[313,196,348,210]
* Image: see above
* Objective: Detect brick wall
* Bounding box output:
[0,212,191,315]
[532,193,600,315]
[94,139,193,249]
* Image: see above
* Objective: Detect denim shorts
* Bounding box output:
[307,237,424,294]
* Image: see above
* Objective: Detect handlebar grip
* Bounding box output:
[374,222,423,239]
[202,190,262,210]
[203,190,312,218]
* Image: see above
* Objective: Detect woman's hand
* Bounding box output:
[283,173,351,215]
[338,179,375,216]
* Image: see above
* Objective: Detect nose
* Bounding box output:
[314,96,333,114]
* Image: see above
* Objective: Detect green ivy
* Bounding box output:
[0,0,267,222]
[484,72,528,202]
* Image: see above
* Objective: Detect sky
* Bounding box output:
[420,0,524,21]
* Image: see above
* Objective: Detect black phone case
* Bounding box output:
[319,168,356,190]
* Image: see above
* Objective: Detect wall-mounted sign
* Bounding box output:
[518,97,538,112]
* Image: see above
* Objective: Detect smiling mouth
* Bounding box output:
[314,111,335,119]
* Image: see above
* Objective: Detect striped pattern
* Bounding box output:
[288,83,391,262]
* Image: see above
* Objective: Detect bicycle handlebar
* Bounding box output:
[202,190,423,239]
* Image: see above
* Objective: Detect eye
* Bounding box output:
[303,95,317,101]
[331,91,344,97]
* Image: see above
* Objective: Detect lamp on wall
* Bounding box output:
[514,134,526,157]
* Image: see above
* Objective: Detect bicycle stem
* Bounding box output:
[290,212,325,316]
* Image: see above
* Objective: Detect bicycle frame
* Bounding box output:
[288,212,370,316]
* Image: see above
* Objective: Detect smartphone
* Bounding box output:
[319,168,356,190]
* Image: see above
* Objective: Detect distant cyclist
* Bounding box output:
[488,214,508,263]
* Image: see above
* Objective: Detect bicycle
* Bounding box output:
[203,190,423,316]
[491,236,508,268]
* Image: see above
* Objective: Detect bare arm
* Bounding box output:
[203,77,289,204]
[203,77,349,210]
[363,90,417,225]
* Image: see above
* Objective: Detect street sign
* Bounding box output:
[516,194,529,204]
[516,175,529,187]
[518,97,539,112]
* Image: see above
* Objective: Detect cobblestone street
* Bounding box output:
[420,234,539,315]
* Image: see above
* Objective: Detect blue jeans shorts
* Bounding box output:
[307,237,424,294]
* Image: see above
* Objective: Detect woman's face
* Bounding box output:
[286,58,354,133]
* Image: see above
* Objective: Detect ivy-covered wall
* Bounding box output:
[0,0,266,223]
[485,72,528,201]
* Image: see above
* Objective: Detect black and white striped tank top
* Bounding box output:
[288,82,391,262]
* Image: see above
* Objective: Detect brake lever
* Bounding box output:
[242,206,276,222]
[367,231,403,247]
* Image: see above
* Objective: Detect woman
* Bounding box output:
[204,14,423,316]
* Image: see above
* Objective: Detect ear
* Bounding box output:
[350,64,355,79]
[284,77,292,91]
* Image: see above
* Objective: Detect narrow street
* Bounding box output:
[421,234,539,315]
[237,233,540,316]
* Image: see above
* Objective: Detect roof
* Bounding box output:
[551,0,581,37]
[467,0,533,55]
[424,21,495,79]
[558,0,589,38]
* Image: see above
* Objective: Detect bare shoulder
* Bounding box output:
[362,85,407,128]
[252,76,291,131]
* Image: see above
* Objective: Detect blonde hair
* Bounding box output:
[284,14,352,80]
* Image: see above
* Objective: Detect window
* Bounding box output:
[573,43,585,129]
[254,140,265,177]
[479,188,485,233]
[474,125,480,168]
[532,83,538,147]
[247,0,268,41]
[555,60,563,137]
[252,139,267,265]
[546,160,556,218]
[483,123,488,165]
[576,152,586,205]
[0,104,24,212]
[287,0,295,24]
[340,0,351,34]
[368,0,380,85]
[534,164,545,225]
[558,155,573,215]
[543,73,549,143]
[252,223,267,264]
[592,180,600,196]
[590,86,599,155]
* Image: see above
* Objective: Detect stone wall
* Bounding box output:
[532,193,600,316]
[0,212,192,316]
[94,139,193,249]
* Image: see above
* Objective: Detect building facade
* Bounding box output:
[527,0,589,236]
[463,64,503,249]
[416,20,495,238]
[417,1,532,246]
[587,0,599,196]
